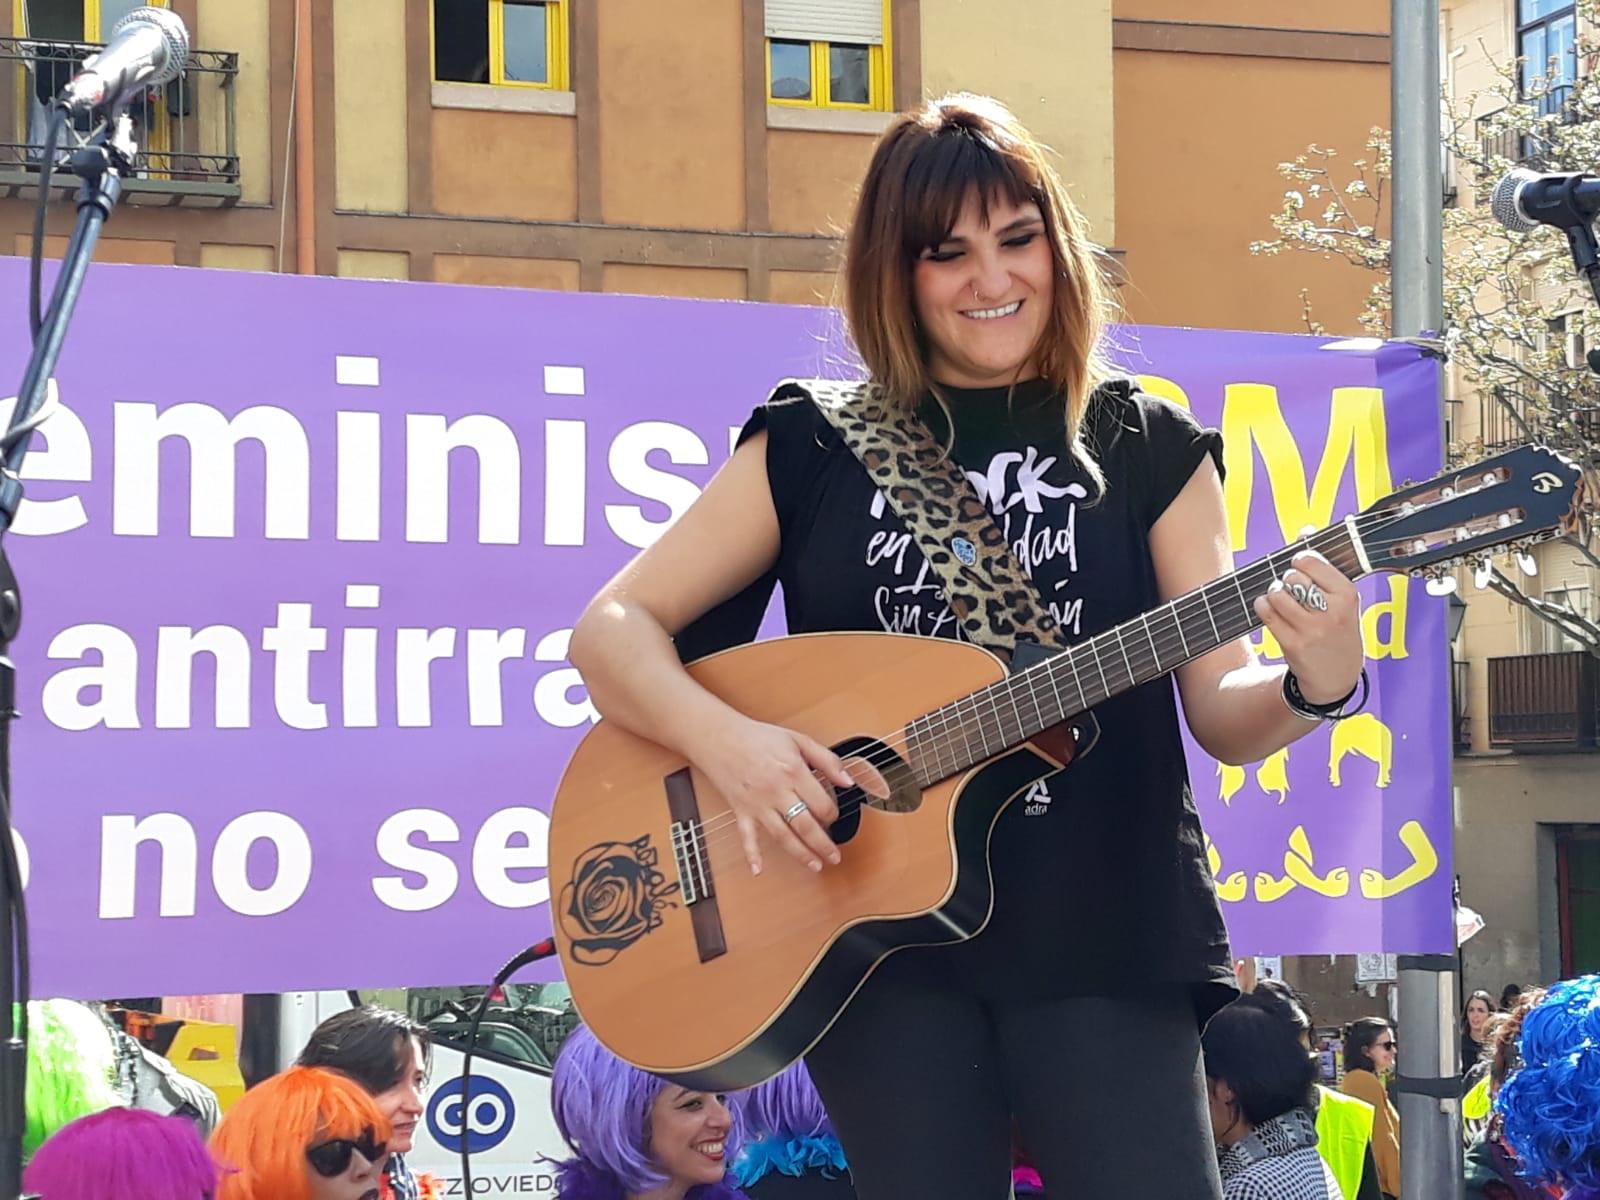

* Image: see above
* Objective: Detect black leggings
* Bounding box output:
[804,963,1223,1200]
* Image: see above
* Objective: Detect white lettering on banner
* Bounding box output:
[113,402,310,539]
[531,628,598,727]
[604,421,709,548]
[100,812,312,918]
[43,622,141,730]
[472,807,550,909]
[154,625,252,729]
[211,812,313,917]
[468,629,528,727]
[337,411,382,542]
[98,805,554,918]
[405,414,521,545]
[543,419,586,546]
[100,813,198,918]
[30,387,724,550]
[262,603,329,730]
[397,628,459,727]
[40,609,601,732]
[1,381,91,536]
[373,809,462,911]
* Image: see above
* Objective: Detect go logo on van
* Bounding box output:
[426,1075,516,1153]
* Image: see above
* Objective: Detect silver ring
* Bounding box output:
[782,800,808,824]
[1287,580,1329,612]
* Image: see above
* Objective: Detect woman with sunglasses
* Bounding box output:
[1340,1020,1399,1199]
[211,1065,390,1200]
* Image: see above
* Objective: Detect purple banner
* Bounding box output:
[0,260,1451,999]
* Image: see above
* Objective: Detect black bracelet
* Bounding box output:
[1282,668,1370,722]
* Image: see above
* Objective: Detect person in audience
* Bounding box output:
[1498,985,1525,1013]
[549,1024,742,1200]
[25,997,124,1161]
[1461,991,1495,1075]
[1495,974,1600,1200]
[1203,999,1344,1198]
[24,1106,220,1200]
[1341,1018,1400,1199]
[297,1004,436,1200]
[732,1060,852,1197]
[1248,980,1381,1200]
[211,1065,390,1200]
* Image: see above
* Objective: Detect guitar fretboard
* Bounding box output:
[903,521,1367,786]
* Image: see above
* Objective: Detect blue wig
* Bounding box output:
[548,1025,741,1200]
[730,1061,846,1189]
[1496,973,1600,1198]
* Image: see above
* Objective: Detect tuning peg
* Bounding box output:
[1516,549,1538,577]
[1474,560,1493,590]
[1426,574,1460,596]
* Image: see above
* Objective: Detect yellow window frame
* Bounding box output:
[431,0,569,91]
[765,0,892,111]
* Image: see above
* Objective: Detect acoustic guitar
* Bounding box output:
[546,444,1584,1089]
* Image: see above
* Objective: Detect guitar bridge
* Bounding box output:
[664,768,727,962]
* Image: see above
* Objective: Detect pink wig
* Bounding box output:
[24,1107,219,1200]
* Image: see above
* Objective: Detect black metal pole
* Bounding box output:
[0,128,127,1200]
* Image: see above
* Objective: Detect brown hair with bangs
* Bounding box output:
[843,93,1116,489]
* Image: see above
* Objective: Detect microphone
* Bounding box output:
[58,6,189,113]
[1490,168,1600,234]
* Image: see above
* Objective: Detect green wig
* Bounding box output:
[24,998,124,1159]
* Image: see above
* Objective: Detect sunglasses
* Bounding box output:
[306,1132,387,1178]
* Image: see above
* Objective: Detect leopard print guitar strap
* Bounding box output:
[773,377,1069,658]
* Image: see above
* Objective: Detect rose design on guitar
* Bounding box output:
[558,837,678,966]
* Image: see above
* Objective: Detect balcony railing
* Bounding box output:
[1476,84,1579,171]
[1488,650,1600,750]
[0,36,239,205]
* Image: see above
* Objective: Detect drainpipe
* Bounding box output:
[294,0,315,274]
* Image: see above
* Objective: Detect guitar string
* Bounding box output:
[660,487,1525,866]
[682,533,1347,860]
[680,499,1495,864]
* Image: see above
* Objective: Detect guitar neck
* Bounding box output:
[904,518,1372,786]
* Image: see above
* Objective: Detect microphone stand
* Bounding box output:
[0,105,134,1200]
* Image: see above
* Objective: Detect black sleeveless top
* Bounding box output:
[678,379,1236,1013]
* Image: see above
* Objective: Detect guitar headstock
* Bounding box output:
[1355,445,1586,577]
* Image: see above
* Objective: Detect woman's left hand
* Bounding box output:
[1252,550,1365,705]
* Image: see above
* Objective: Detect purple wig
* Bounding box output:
[729,1061,845,1190]
[24,1107,219,1200]
[736,1061,832,1141]
[549,1025,741,1200]
[1496,972,1600,1198]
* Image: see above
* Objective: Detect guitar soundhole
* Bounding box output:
[827,735,918,845]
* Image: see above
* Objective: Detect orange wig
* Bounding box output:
[211,1066,392,1200]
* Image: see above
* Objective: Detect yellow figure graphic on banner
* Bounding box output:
[1205,835,1248,902]
[1218,747,1290,806]
[1359,820,1439,898]
[1256,747,1290,804]
[1329,712,1393,788]
[1253,867,1299,902]
[1281,825,1351,897]
[1217,761,1246,806]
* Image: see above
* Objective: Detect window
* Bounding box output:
[1518,0,1576,114]
[14,0,172,166]
[433,0,569,91]
[1530,583,1595,653]
[766,0,891,111]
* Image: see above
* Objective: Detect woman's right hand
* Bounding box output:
[686,714,856,875]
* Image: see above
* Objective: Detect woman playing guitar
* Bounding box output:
[568,94,1367,1200]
